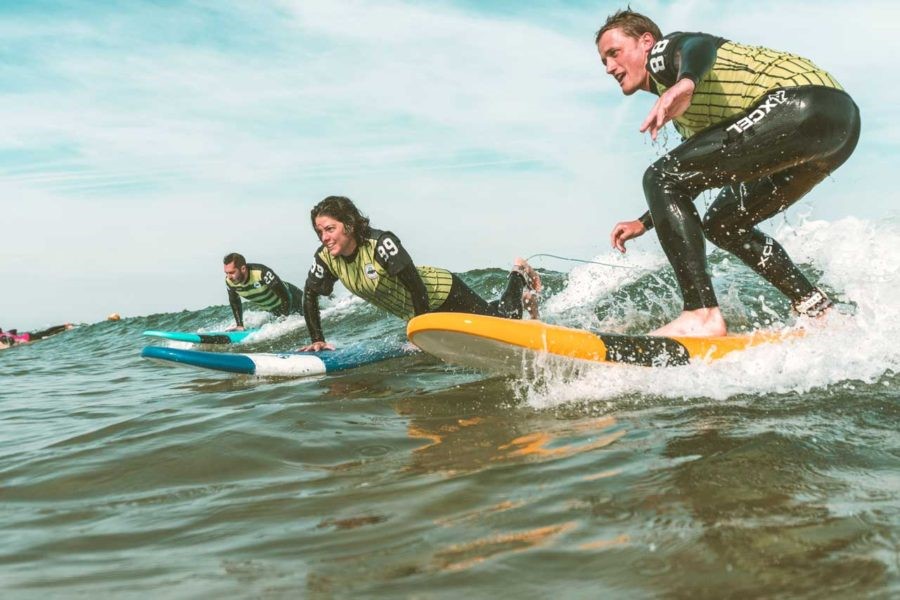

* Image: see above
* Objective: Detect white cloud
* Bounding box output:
[1,0,896,327]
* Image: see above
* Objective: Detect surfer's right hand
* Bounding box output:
[298,341,335,352]
[610,219,647,253]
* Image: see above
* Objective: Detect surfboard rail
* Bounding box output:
[407,313,801,371]
[141,345,412,377]
[142,329,258,344]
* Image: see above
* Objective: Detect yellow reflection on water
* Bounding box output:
[434,500,525,527]
[433,521,578,572]
[402,409,625,475]
[578,533,631,551]
[495,417,625,460]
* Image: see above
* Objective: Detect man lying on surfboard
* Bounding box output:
[596,9,860,336]
[223,252,304,331]
[298,196,541,352]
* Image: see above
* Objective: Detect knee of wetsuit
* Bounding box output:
[642,157,686,213]
[642,162,666,198]
[797,89,861,156]
[701,209,736,249]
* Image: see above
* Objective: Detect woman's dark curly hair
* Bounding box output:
[310,196,371,246]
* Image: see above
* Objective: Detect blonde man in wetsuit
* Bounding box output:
[597,9,860,336]
[223,253,303,331]
[298,196,541,352]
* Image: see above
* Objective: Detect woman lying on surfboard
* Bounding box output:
[298,196,541,352]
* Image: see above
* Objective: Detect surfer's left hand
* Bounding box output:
[640,78,695,140]
[298,341,335,352]
[610,219,647,253]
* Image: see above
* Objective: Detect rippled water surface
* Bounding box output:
[3,219,899,598]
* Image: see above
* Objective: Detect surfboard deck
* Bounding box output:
[142,329,259,344]
[407,313,801,374]
[141,345,412,377]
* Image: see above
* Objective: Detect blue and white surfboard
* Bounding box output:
[142,329,259,344]
[141,345,412,377]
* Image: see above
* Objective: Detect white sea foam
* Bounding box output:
[521,216,900,407]
[203,292,369,343]
[543,248,667,314]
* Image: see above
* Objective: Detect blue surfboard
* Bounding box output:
[141,345,413,377]
[142,329,259,344]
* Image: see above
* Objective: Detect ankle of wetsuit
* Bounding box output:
[496,270,527,319]
[792,288,832,317]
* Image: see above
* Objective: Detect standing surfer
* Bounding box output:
[597,9,860,336]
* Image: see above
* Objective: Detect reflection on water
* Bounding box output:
[395,380,628,476]
[648,428,890,597]
[432,522,578,572]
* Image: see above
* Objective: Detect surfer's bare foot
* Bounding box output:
[513,258,541,319]
[522,289,540,320]
[651,307,726,337]
[513,257,542,292]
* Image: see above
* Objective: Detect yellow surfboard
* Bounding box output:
[407,313,800,373]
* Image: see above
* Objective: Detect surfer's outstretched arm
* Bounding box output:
[225,287,244,330]
[298,288,334,352]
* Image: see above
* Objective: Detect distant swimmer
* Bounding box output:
[298,196,541,352]
[0,323,74,347]
[223,252,304,331]
[107,312,121,322]
[597,9,860,336]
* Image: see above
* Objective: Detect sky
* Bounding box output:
[3,0,898,329]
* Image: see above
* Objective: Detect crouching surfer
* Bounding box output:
[597,9,860,336]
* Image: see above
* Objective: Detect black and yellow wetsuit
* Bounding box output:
[225,263,303,327]
[637,32,860,314]
[303,228,529,344]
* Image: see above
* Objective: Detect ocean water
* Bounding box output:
[2,217,898,598]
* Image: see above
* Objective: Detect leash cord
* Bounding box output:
[525,253,638,270]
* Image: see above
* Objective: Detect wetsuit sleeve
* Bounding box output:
[303,288,326,343]
[260,265,291,309]
[374,232,430,315]
[397,264,431,315]
[675,34,718,84]
[638,211,654,231]
[373,232,414,276]
[646,32,722,88]
[303,252,336,343]
[304,253,337,296]
[227,287,244,327]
